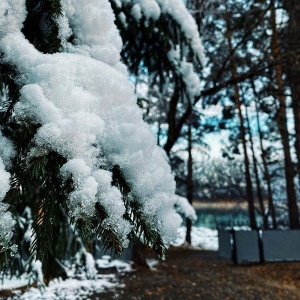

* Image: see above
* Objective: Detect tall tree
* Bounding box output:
[244,103,268,228]
[185,116,194,244]
[284,0,300,185]
[224,8,257,229]
[270,1,299,228]
[251,80,277,228]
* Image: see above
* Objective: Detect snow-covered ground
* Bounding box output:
[172,226,218,251]
[0,276,28,291]
[3,275,119,300]
[1,256,132,300]
[0,226,218,299]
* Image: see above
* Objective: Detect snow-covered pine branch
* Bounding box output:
[0,0,194,261]
[111,0,205,103]
[112,0,205,64]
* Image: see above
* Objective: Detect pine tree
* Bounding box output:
[0,0,203,281]
[109,0,204,251]
[109,0,204,156]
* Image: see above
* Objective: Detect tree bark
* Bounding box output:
[270,2,299,228]
[284,0,300,185]
[185,119,194,244]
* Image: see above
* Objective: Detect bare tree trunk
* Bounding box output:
[225,17,257,229]
[245,104,268,228]
[185,119,194,244]
[284,0,300,185]
[270,2,299,228]
[252,80,277,228]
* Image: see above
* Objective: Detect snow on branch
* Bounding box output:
[0,133,16,251]
[0,0,182,249]
[112,0,205,101]
[175,196,197,222]
[114,0,205,64]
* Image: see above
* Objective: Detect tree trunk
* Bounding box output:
[42,252,67,285]
[132,240,149,268]
[284,0,300,185]
[245,105,268,228]
[185,119,194,244]
[252,81,277,228]
[225,17,257,229]
[270,3,299,228]
[252,80,277,228]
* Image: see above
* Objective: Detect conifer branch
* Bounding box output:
[111,165,166,259]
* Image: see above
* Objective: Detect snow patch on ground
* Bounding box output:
[96,256,133,273]
[1,256,132,300]
[5,275,119,300]
[0,276,28,291]
[146,259,159,270]
[172,226,218,251]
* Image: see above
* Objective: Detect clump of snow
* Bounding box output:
[85,252,97,279]
[131,0,160,21]
[0,202,15,244]
[0,158,15,248]
[0,0,26,39]
[172,227,218,251]
[180,61,202,99]
[167,49,202,100]
[31,260,44,287]
[0,90,16,250]
[0,0,182,248]
[131,4,142,20]
[0,159,10,201]
[175,196,197,222]
[58,0,125,73]
[157,0,205,64]
[145,258,159,270]
[0,132,16,168]
[96,255,133,273]
[117,12,128,28]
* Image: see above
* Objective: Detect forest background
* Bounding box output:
[0,0,300,288]
[157,0,300,233]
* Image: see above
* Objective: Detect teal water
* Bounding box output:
[194,207,262,229]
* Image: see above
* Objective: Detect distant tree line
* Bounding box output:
[180,0,300,230]
[136,0,300,231]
